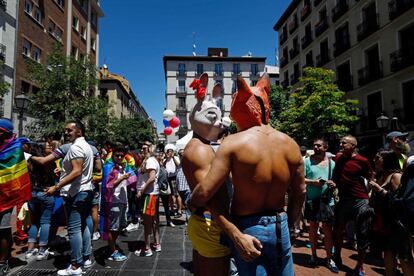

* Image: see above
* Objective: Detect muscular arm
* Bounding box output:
[46,158,83,195]
[287,148,306,228]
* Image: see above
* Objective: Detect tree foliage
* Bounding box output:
[109,115,154,149]
[0,60,10,97]
[277,67,359,141]
[269,84,288,127]
[26,44,111,139]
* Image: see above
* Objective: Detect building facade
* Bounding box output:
[0,0,18,120]
[13,0,103,134]
[274,0,414,144]
[163,48,266,143]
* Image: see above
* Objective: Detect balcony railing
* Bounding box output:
[357,14,379,41]
[176,104,188,112]
[0,44,5,60]
[332,0,349,22]
[336,75,353,92]
[289,18,298,34]
[250,71,260,79]
[334,34,350,57]
[279,31,288,45]
[289,47,300,60]
[176,87,187,94]
[315,17,329,37]
[195,71,203,77]
[314,0,323,7]
[281,79,289,89]
[0,0,6,10]
[302,60,314,71]
[389,0,414,20]
[280,56,289,68]
[214,71,223,77]
[301,34,313,49]
[390,48,414,72]
[231,71,241,79]
[290,72,300,85]
[301,4,311,21]
[316,50,330,67]
[176,70,187,77]
[357,61,383,86]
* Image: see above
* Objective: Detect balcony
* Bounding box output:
[280,56,289,68]
[357,14,379,42]
[302,60,314,71]
[334,34,350,57]
[357,61,383,86]
[390,48,414,72]
[250,71,260,79]
[301,34,313,49]
[316,51,330,67]
[389,0,414,20]
[0,0,6,11]
[289,47,300,60]
[281,79,289,89]
[314,0,323,7]
[289,18,298,34]
[279,31,288,45]
[176,87,187,94]
[195,71,204,77]
[176,104,188,112]
[315,17,329,37]
[336,75,353,92]
[176,70,187,77]
[290,72,300,85]
[231,71,241,79]
[301,4,311,21]
[214,71,223,78]
[0,44,5,60]
[332,0,349,22]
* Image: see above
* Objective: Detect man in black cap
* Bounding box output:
[386,131,410,169]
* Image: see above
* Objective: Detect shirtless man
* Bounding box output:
[189,74,306,275]
[183,73,261,276]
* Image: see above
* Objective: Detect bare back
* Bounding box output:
[221,125,304,216]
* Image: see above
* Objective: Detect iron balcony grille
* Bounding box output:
[315,17,329,37]
[357,61,383,86]
[176,70,187,77]
[0,44,5,60]
[314,0,323,7]
[357,14,379,42]
[336,75,353,92]
[332,0,349,22]
[334,34,350,57]
[0,0,6,10]
[289,47,300,60]
[301,4,311,21]
[316,50,330,67]
[388,0,414,20]
[390,48,414,72]
[301,34,313,50]
[176,87,187,94]
[290,72,300,85]
[281,79,289,89]
[279,32,288,45]
[289,18,298,34]
[280,56,289,68]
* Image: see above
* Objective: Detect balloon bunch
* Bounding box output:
[162,109,181,136]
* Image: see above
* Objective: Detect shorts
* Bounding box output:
[304,198,335,223]
[109,202,127,231]
[167,176,178,196]
[0,208,13,229]
[188,213,231,258]
[142,194,158,216]
[91,189,100,206]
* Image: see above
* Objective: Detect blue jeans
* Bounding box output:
[28,191,55,246]
[231,213,293,276]
[63,191,93,265]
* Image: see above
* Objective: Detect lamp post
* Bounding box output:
[376,113,389,147]
[14,94,30,137]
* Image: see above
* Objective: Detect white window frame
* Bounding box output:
[24,0,32,14]
[22,40,31,57]
[32,47,41,62]
[80,26,86,40]
[34,9,42,24]
[72,16,79,31]
[56,0,64,8]
[91,38,96,51]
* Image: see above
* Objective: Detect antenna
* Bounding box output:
[192,32,197,56]
[275,48,279,66]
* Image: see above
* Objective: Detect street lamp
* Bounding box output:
[376,113,389,147]
[14,94,30,136]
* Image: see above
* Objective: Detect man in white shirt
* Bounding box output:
[164,149,182,217]
[46,120,94,276]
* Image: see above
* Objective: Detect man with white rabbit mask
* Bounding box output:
[182,73,262,276]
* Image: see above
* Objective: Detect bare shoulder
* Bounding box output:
[272,130,302,163]
[183,139,214,166]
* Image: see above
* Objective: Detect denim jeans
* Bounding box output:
[231,213,293,276]
[63,191,93,265]
[28,191,55,246]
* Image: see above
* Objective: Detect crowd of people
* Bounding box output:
[0,72,413,276]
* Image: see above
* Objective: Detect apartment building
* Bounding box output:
[0,0,18,119]
[163,47,266,143]
[14,0,103,134]
[274,0,414,143]
[98,65,150,120]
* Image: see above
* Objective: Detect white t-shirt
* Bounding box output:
[60,137,94,197]
[165,156,179,177]
[137,156,159,195]
[112,170,128,204]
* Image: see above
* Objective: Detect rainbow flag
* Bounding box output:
[0,138,31,213]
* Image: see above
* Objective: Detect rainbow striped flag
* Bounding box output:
[0,138,31,213]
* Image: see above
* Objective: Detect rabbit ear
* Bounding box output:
[235,76,253,101]
[199,73,208,87]
[212,83,222,99]
[256,73,270,95]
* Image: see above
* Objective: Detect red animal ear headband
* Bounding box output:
[230,74,270,131]
[189,73,208,100]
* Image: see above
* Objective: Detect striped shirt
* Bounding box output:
[176,167,189,192]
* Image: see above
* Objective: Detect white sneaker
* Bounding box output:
[83,259,94,269]
[57,265,82,276]
[25,248,38,259]
[92,231,101,241]
[36,249,49,261]
[125,223,139,232]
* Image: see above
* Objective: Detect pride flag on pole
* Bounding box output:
[0,137,31,213]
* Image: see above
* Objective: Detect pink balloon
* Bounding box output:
[169,116,180,128]
[164,127,173,136]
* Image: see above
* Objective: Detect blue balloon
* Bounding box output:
[163,119,170,127]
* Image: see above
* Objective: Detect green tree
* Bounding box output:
[26,44,111,138]
[278,67,359,141]
[0,60,10,97]
[269,84,288,127]
[109,115,154,149]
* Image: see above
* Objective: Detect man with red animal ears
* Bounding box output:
[189,74,306,275]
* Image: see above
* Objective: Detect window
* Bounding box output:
[178,80,186,92]
[232,81,238,93]
[48,20,56,34]
[178,114,187,128]
[32,86,40,94]
[32,47,41,62]
[91,11,97,26]
[22,40,31,56]
[72,16,79,31]
[56,0,64,8]
[367,92,382,129]
[80,26,86,40]
[233,63,240,74]
[178,97,186,109]
[196,64,203,75]
[251,64,259,75]
[403,80,414,123]
[71,46,78,59]
[21,81,30,93]
[214,64,223,76]
[34,9,42,24]
[91,38,96,51]
[178,63,185,71]
[24,0,32,14]
[251,80,257,86]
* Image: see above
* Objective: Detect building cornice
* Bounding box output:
[274,0,302,31]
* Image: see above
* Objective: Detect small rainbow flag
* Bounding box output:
[0,138,31,213]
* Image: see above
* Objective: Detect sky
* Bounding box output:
[99,0,290,133]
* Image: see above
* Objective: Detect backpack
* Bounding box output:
[390,163,414,233]
[158,166,171,195]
